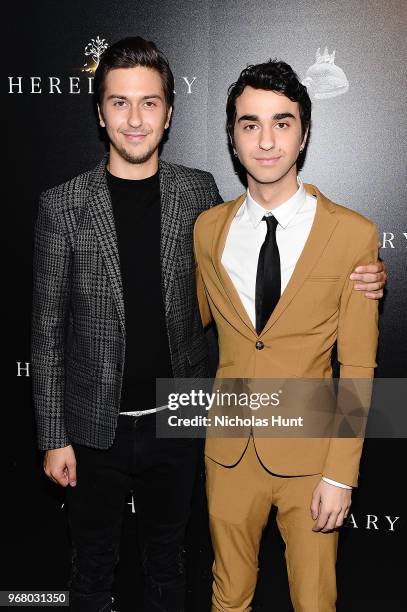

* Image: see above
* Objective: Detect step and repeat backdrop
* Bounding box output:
[5,0,406,610]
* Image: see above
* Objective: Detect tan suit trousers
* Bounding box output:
[205,437,339,611]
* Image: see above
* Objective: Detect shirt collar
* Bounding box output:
[245,176,306,229]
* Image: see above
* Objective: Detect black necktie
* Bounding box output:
[255,215,281,335]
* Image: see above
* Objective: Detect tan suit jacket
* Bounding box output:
[193,183,379,487]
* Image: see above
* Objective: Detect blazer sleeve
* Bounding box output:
[323,222,379,486]
[337,222,379,379]
[31,193,72,450]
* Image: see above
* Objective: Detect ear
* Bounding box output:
[97,104,105,128]
[230,137,238,158]
[165,106,173,130]
[300,127,309,151]
[228,129,235,150]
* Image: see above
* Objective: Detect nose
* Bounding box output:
[258,125,275,151]
[128,104,142,128]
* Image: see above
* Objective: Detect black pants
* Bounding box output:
[65,414,200,612]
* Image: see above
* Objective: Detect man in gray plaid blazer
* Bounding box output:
[31,37,222,612]
[31,36,385,612]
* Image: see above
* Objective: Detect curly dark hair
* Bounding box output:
[94,36,174,109]
[226,59,311,143]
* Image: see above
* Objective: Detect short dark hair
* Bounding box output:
[226,59,311,142]
[94,36,174,108]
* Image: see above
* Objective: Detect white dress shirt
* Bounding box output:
[221,177,351,490]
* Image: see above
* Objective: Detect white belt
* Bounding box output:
[120,404,169,417]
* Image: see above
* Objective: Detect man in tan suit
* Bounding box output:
[193,60,380,611]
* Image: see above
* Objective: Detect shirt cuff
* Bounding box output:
[322,476,352,490]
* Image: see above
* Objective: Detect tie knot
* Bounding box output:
[262,215,278,232]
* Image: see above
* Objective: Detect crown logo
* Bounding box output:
[81,36,108,74]
[315,46,336,65]
[302,46,348,100]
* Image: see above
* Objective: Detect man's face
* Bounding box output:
[98,66,172,165]
[232,87,307,185]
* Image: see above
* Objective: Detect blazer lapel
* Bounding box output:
[212,193,257,337]
[159,160,181,315]
[261,183,338,336]
[88,157,126,336]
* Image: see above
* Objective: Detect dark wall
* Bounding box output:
[4,1,406,609]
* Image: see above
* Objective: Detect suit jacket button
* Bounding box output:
[255,341,264,350]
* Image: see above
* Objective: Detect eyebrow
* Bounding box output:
[106,94,163,101]
[237,112,296,122]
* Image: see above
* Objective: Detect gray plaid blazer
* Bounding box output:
[31,156,222,450]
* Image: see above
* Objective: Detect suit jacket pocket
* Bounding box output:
[307,275,341,281]
[218,360,235,369]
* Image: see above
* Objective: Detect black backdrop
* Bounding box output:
[4,1,406,610]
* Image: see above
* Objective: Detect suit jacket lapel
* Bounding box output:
[261,183,338,336]
[159,160,181,315]
[88,157,126,336]
[212,193,257,337]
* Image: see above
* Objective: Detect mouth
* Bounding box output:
[254,157,281,166]
[122,132,148,142]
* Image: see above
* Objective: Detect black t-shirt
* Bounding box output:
[106,168,173,412]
